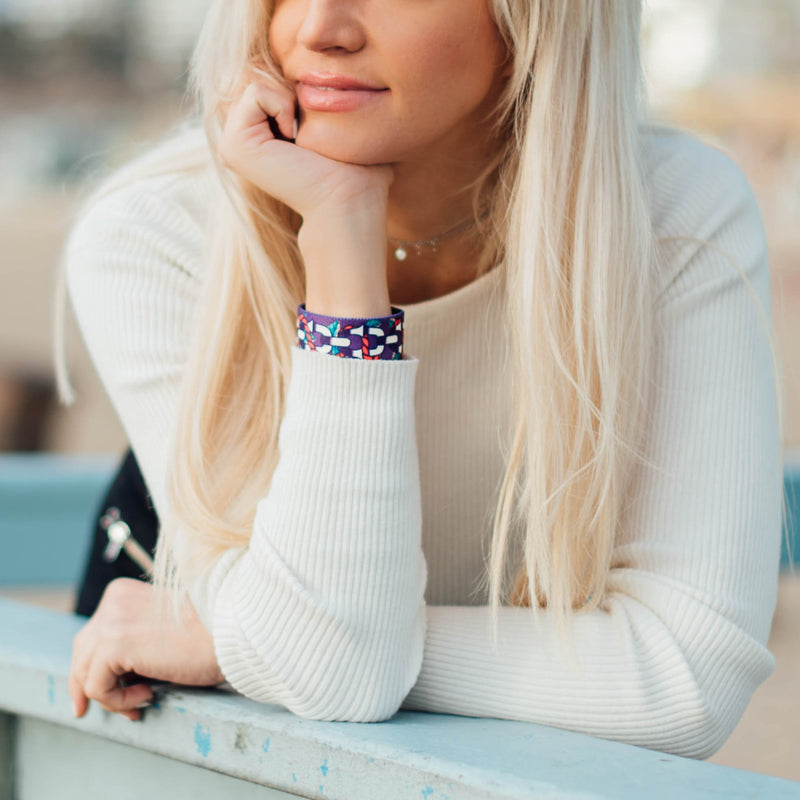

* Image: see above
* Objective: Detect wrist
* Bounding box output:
[303,296,392,319]
[298,204,390,319]
[298,201,386,257]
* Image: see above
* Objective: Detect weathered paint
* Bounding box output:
[235,724,248,752]
[3,579,800,798]
[194,723,212,757]
[13,716,301,800]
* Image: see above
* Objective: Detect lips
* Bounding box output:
[295,73,389,112]
[296,72,386,91]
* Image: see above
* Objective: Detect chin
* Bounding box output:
[295,123,397,166]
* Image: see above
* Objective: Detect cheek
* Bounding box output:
[267,9,292,68]
[393,19,500,116]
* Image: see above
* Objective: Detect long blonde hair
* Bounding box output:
[55,0,786,646]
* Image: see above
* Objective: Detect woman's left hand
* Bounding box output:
[69,577,225,721]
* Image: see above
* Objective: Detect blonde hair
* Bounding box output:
[55,0,787,648]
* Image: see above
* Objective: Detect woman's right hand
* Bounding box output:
[218,70,394,318]
[218,71,393,221]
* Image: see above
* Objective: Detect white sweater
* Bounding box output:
[63,124,783,759]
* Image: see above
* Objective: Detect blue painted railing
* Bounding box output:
[2,597,800,799]
[1,452,799,799]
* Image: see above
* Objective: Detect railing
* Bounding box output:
[1,452,799,799]
[4,596,800,799]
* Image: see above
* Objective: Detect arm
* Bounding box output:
[401,140,783,759]
[210,345,426,722]
[65,170,427,723]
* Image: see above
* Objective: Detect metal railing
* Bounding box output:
[3,596,800,799]
[1,452,799,799]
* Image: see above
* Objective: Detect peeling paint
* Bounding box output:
[320,758,329,777]
[292,773,297,783]
[263,737,271,753]
[194,723,212,757]
[234,725,248,752]
[47,674,55,705]
[421,786,434,798]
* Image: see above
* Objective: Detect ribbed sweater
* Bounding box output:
[63,125,783,760]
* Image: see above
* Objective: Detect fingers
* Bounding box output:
[68,672,89,718]
[92,677,155,718]
[70,629,154,722]
[246,81,297,141]
[219,78,297,169]
[69,626,91,718]
[71,666,154,721]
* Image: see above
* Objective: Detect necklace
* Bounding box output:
[387,216,480,261]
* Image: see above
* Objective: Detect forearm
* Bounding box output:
[208,345,427,721]
[401,594,775,760]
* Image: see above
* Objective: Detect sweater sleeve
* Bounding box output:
[64,172,428,723]
[400,135,783,759]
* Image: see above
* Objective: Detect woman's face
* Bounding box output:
[268,0,510,165]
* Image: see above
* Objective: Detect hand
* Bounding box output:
[69,578,225,722]
[218,69,394,318]
[218,69,394,219]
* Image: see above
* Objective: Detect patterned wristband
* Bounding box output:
[296,304,405,360]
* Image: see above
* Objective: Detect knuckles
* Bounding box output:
[96,578,149,629]
[104,576,145,602]
[217,79,295,173]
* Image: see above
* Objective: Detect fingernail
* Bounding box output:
[135,701,152,709]
[292,119,298,140]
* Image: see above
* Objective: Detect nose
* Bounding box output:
[296,0,366,53]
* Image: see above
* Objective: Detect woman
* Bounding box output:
[55,0,785,759]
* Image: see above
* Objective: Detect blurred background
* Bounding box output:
[0,0,797,781]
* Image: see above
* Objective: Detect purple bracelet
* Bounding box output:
[296,304,405,360]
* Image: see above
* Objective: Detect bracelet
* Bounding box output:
[296,304,405,360]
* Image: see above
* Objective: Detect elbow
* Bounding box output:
[624,688,748,760]
[648,646,775,760]
[668,703,740,761]
[289,604,428,723]
[212,552,428,722]
[288,675,409,723]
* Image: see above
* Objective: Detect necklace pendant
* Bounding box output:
[394,246,408,261]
